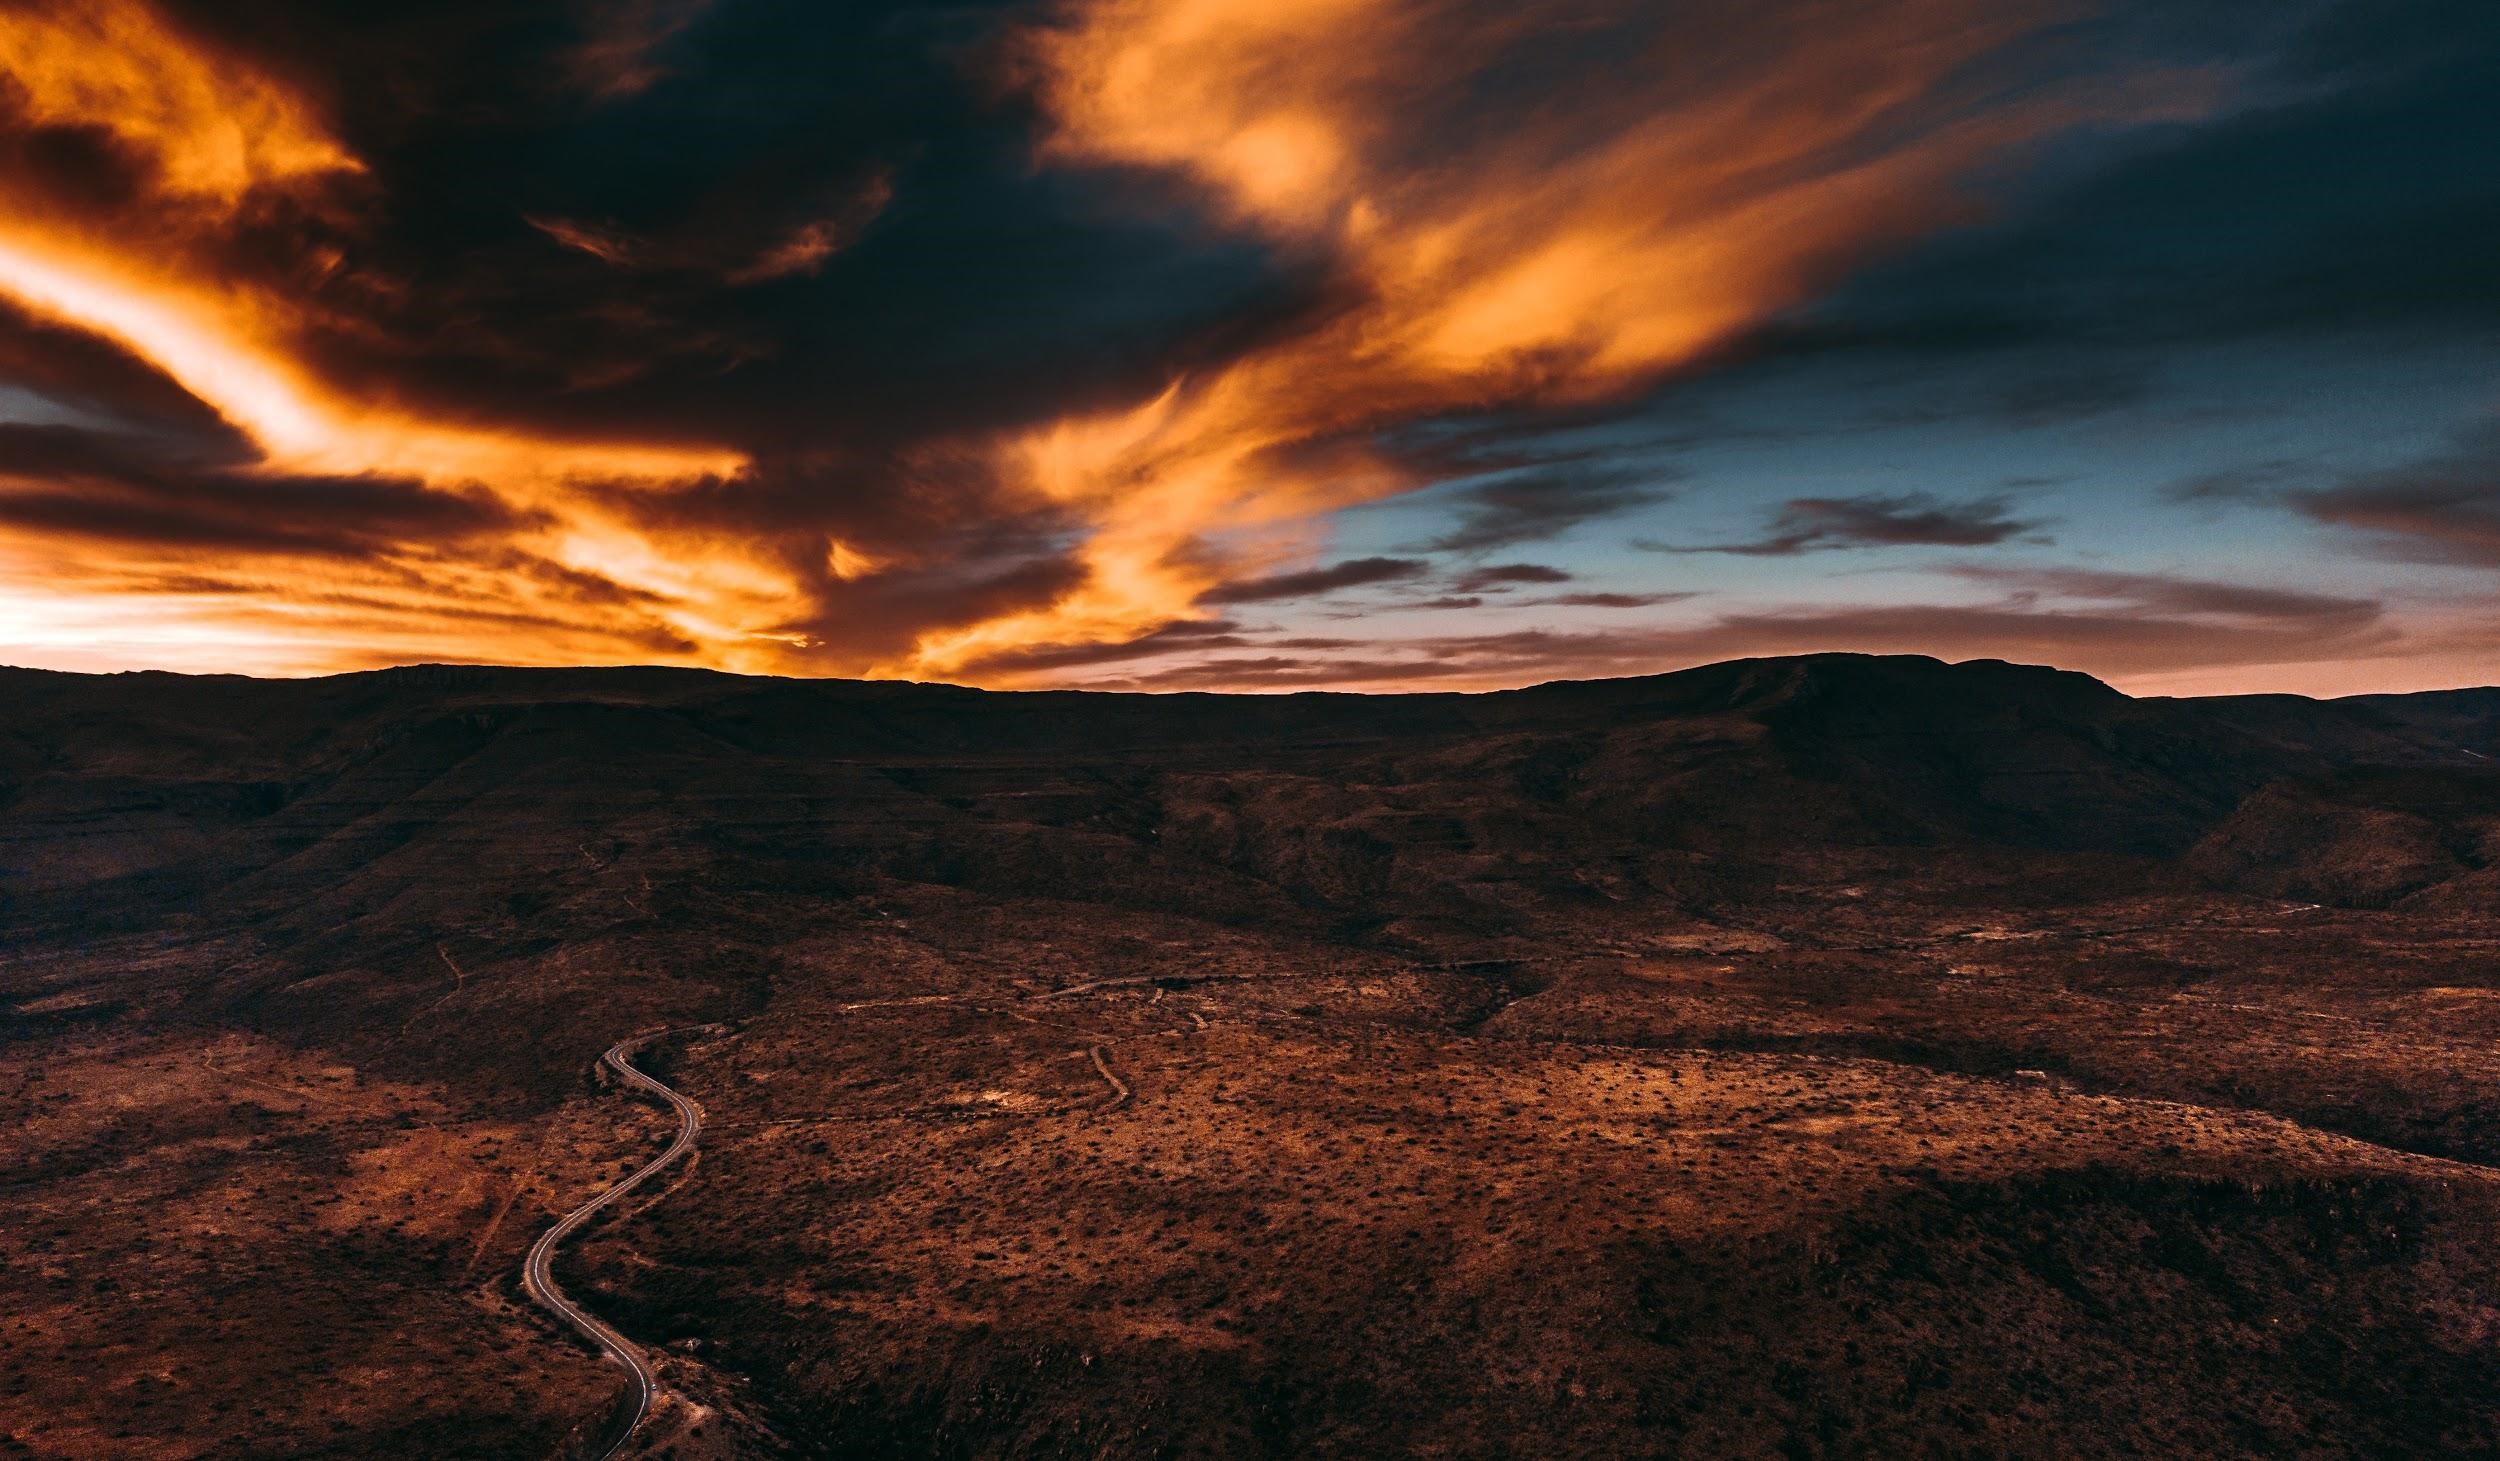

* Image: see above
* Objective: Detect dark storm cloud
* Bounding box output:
[562,0,720,99]
[1867,363,2155,430]
[1451,563,1572,592]
[1769,0,2500,359]
[2292,425,2500,567]
[956,621,1385,676]
[15,0,2472,449]
[0,303,242,443]
[2164,458,2314,504]
[1642,493,2044,556]
[1987,367,2152,427]
[956,617,1254,675]
[118,0,1304,455]
[0,421,209,479]
[1197,556,1429,605]
[1524,591,1697,609]
[619,445,1059,563]
[796,548,1092,668]
[0,423,527,556]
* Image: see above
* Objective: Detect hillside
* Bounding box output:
[3,655,2496,1459]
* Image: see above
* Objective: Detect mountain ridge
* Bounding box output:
[5,653,2491,945]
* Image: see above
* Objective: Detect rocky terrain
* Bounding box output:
[2,653,2495,1457]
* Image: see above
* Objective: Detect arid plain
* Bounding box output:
[4,654,2497,1458]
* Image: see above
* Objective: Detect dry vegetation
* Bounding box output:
[2,656,2495,1456]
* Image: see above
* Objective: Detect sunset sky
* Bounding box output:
[0,0,2492,693]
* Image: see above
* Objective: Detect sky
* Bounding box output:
[0,0,2493,695]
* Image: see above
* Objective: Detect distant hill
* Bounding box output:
[2,654,2492,945]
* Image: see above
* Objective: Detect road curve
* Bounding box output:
[522,1034,706,1461]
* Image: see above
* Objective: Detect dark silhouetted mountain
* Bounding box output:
[3,655,2492,945]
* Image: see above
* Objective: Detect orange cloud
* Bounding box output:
[0,0,800,672]
[0,0,360,207]
[0,0,740,490]
[0,482,833,678]
[728,173,894,285]
[0,0,2253,687]
[0,541,686,677]
[895,0,2218,680]
[527,216,642,267]
[0,227,740,487]
[0,208,768,662]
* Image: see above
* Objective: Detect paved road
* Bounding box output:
[521,1035,706,1461]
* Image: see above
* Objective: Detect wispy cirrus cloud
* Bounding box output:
[1197,555,1428,605]
[726,174,895,285]
[1423,467,1675,554]
[1642,492,2045,556]
[1451,562,1572,592]
[561,0,719,100]
[527,216,642,266]
[1524,591,1695,609]
[1070,566,2395,693]
[2291,424,2500,567]
[1943,565,2382,629]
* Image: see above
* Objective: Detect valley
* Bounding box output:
[3,654,2495,1457]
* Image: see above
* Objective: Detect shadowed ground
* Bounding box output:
[2,654,2495,1457]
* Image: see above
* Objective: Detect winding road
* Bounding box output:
[522,1034,706,1461]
